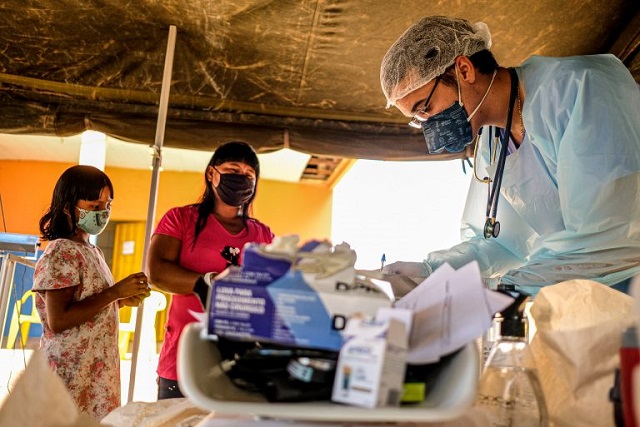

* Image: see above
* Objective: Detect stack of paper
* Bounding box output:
[358,262,513,364]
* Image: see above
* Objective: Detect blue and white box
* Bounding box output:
[331,314,409,408]
[206,239,393,351]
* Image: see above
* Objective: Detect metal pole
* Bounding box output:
[127,25,177,403]
[0,254,14,349]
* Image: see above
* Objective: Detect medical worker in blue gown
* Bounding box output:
[379,16,640,297]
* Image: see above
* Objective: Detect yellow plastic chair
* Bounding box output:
[7,290,41,349]
[118,290,167,359]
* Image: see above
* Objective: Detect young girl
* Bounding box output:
[32,165,151,420]
[148,141,274,399]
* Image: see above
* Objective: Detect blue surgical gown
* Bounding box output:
[424,54,640,296]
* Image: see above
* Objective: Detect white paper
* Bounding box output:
[189,309,207,324]
[375,306,413,334]
[394,262,513,364]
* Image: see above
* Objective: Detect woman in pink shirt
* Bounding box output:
[148,141,274,399]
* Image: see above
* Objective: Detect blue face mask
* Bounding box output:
[420,101,473,154]
[420,68,497,154]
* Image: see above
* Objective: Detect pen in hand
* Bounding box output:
[380,253,386,272]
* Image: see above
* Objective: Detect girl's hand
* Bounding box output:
[118,291,150,308]
[114,272,151,299]
[44,272,151,334]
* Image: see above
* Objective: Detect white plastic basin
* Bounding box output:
[178,323,478,423]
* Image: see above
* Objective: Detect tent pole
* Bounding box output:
[127,25,177,404]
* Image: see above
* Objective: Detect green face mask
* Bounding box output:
[76,207,110,235]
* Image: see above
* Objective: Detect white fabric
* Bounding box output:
[425,54,640,296]
[102,398,491,426]
[101,398,208,427]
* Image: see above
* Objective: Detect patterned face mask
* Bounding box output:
[76,207,110,235]
[420,101,474,153]
[421,68,497,154]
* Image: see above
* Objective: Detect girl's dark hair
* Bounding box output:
[39,165,114,241]
[193,141,260,245]
[439,49,499,87]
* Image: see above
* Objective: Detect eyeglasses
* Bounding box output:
[408,77,440,129]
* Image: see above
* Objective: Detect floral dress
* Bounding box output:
[32,239,120,421]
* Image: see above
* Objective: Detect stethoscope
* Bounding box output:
[474,68,520,239]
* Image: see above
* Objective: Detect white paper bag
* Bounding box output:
[529,280,634,427]
[0,350,103,427]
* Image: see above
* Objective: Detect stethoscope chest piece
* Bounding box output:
[484,218,501,239]
[480,67,519,240]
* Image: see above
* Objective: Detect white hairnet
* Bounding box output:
[380,16,492,107]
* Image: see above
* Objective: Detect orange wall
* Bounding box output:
[0,159,332,243]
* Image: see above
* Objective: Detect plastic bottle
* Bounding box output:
[619,326,639,427]
[480,280,501,369]
[481,311,503,367]
[475,286,549,427]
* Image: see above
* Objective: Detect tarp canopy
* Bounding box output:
[1,0,638,161]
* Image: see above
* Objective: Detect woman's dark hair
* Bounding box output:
[193,141,260,245]
[39,165,114,241]
[439,49,499,87]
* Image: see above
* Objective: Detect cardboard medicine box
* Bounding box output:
[207,263,392,351]
[331,316,408,408]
